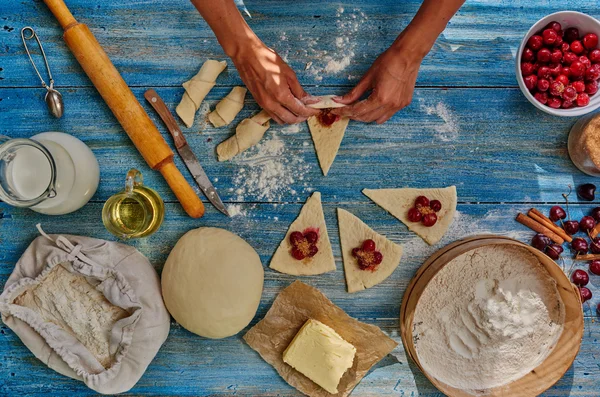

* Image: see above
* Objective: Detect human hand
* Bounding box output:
[231,42,319,124]
[332,46,423,124]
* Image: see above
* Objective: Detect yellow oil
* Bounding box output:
[103,186,164,239]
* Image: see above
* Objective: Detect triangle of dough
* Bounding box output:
[307,116,349,176]
[338,209,403,293]
[270,192,335,275]
[363,186,457,246]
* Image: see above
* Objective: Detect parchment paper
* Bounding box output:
[243,280,397,397]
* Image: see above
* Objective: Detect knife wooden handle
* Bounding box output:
[144,89,187,150]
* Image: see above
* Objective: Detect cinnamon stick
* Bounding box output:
[574,253,600,261]
[515,213,565,244]
[590,223,600,239]
[528,208,573,243]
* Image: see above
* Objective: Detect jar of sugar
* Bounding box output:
[568,114,600,177]
[0,132,99,215]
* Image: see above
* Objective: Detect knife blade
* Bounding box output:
[144,89,229,216]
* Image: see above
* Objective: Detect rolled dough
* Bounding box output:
[307,95,349,176]
[217,110,271,161]
[270,192,336,275]
[337,208,403,293]
[208,86,247,127]
[363,186,457,245]
[161,227,264,339]
[176,60,227,128]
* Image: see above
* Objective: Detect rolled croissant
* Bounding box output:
[208,86,247,127]
[176,60,227,128]
[217,110,271,161]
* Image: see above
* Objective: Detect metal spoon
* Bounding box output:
[21,27,64,118]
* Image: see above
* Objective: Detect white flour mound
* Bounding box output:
[413,245,565,393]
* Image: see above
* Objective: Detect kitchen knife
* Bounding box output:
[144,89,229,216]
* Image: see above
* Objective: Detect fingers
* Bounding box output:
[269,103,306,124]
[332,74,372,106]
[334,95,378,117]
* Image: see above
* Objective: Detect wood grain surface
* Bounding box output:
[1,0,599,396]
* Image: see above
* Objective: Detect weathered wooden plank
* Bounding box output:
[2,0,600,88]
[0,203,598,395]
[0,86,596,205]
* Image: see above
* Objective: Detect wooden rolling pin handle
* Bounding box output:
[42,0,77,30]
[159,161,205,218]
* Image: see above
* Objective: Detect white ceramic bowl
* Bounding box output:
[516,11,600,117]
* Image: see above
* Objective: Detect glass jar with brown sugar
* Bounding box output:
[569,114,600,177]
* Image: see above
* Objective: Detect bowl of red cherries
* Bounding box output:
[517,11,600,116]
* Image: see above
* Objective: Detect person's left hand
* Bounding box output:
[332,46,423,124]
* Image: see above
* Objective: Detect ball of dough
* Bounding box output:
[161,227,264,339]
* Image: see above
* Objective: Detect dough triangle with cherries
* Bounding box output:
[363,186,457,245]
[338,208,403,293]
[307,95,350,176]
[270,192,335,275]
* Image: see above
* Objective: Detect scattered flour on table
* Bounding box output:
[230,133,311,202]
[413,245,565,392]
[196,102,212,132]
[227,204,247,217]
[420,101,459,142]
[281,123,302,134]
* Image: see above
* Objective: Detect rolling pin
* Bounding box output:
[42,0,204,218]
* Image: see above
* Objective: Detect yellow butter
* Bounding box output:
[283,319,356,394]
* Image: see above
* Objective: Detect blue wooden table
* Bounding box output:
[1,0,600,395]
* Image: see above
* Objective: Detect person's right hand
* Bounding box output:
[230,42,319,124]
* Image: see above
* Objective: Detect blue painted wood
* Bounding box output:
[1,0,600,395]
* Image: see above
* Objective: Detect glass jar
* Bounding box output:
[568,114,600,177]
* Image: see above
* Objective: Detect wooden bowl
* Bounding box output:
[400,235,584,397]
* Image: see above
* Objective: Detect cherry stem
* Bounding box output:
[563,185,572,220]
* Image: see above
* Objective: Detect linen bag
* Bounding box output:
[0,226,170,394]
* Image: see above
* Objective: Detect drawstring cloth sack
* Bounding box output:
[0,226,170,394]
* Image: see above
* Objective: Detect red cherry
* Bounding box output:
[430,200,442,212]
[562,100,574,109]
[590,260,600,275]
[546,244,564,260]
[572,237,589,253]
[415,196,430,207]
[586,81,599,95]
[549,205,567,221]
[572,269,590,286]
[549,81,565,97]
[532,233,551,251]
[373,251,383,265]
[537,78,550,92]
[534,91,548,104]
[585,64,600,81]
[577,92,591,107]
[570,61,586,77]
[546,21,562,32]
[573,80,586,93]
[583,33,599,49]
[304,231,318,244]
[591,237,600,254]
[564,27,580,43]
[563,85,578,101]
[536,48,551,62]
[549,63,562,77]
[590,49,600,62]
[579,286,592,302]
[564,220,580,235]
[561,43,571,53]
[407,207,422,223]
[307,245,318,258]
[591,207,600,222]
[524,75,538,90]
[362,239,376,252]
[547,97,562,108]
[561,66,572,78]
[290,231,305,245]
[352,247,361,257]
[542,29,558,45]
[527,35,544,50]
[554,34,564,47]
[579,55,592,69]
[291,247,306,260]
[563,52,578,65]
[555,74,570,85]
[550,49,563,63]
[571,40,585,54]
[522,47,535,62]
[422,213,437,227]
[580,216,596,232]
[537,66,551,79]
[578,183,597,201]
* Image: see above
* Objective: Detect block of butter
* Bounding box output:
[283,319,357,394]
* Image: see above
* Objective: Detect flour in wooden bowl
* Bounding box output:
[413,244,565,393]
